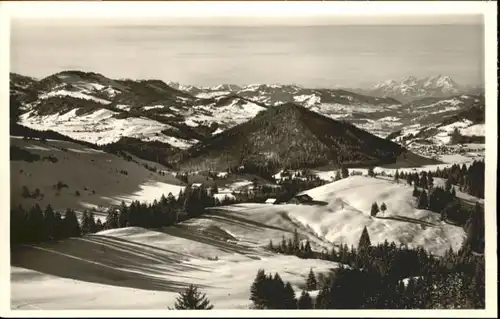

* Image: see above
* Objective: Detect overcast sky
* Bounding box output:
[10,16,484,88]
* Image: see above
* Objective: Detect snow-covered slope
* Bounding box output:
[295,176,465,255]
[10,170,466,309]
[20,108,197,149]
[11,223,341,309]
[10,136,185,215]
[11,71,484,151]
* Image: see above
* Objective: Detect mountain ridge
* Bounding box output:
[179,102,440,172]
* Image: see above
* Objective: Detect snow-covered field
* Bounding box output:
[312,155,482,182]
[20,108,196,149]
[101,181,186,205]
[11,224,340,310]
[185,98,266,129]
[11,175,467,309]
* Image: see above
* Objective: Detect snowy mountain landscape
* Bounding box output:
[9,70,487,311]
[7,10,490,313]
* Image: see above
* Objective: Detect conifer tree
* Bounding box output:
[88,212,98,233]
[292,228,300,252]
[28,204,46,242]
[306,268,317,291]
[95,219,104,232]
[53,212,64,240]
[44,204,56,240]
[380,202,387,213]
[297,290,313,309]
[341,166,349,179]
[417,190,428,209]
[394,169,399,182]
[412,185,419,197]
[63,208,81,238]
[334,170,342,181]
[367,167,375,177]
[250,269,268,309]
[358,226,371,251]
[105,209,119,229]
[370,202,379,217]
[283,282,297,309]
[81,210,91,234]
[172,285,213,310]
[315,286,329,309]
[118,201,129,228]
[304,240,313,258]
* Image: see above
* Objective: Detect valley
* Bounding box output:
[9,71,487,310]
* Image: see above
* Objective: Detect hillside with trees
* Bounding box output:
[179,103,439,172]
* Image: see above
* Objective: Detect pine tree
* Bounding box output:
[358,226,371,251]
[367,167,375,177]
[306,268,317,291]
[172,285,213,310]
[341,166,349,179]
[370,202,379,217]
[53,212,64,240]
[380,202,387,213]
[81,210,93,234]
[95,219,104,232]
[44,204,56,240]
[292,228,300,252]
[334,170,342,181]
[105,209,119,229]
[283,282,297,309]
[412,185,419,197]
[250,269,268,309]
[88,212,98,233]
[417,190,428,209]
[315,286,329,309]
[118,201,129,228]
[297,290,313,309]
[266,272,286,309]
[394,170,399,182]
[304,240,313,258]
[63,208,81,238]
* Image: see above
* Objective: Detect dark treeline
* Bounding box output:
[11,204,82,245]
[435,160,484,199]
[268,229,315,259]
[10,184,225,246]
[251,227,485,309]
[395,160,485,199]
[393,164,485,254]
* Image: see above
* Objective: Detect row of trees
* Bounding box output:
[11,184,222,246]
[394,160,485,199]
[11,204,83,244]
[268,229,314,259]
[435,160,485,199]
[370,202,387,217]
[168,225,485,310]
[411,184,484,253]
[250,227,485,309]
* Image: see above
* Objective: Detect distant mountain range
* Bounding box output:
[10,71,484,162]
[351,75,483,103]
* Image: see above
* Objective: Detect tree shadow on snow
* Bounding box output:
[376,215,437,227]
[157,223,261,258]
[11,236,212,293]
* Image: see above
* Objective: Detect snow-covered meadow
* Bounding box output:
[11,175,467,309]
